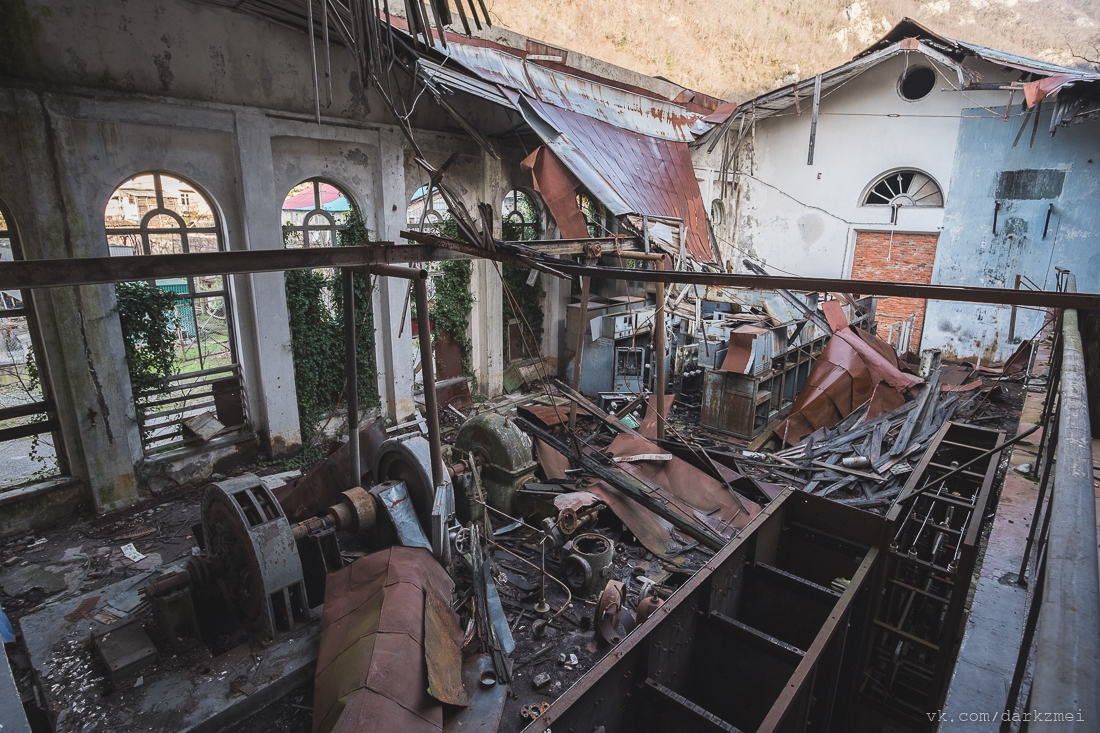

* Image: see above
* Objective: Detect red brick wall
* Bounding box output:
[852,231,940,354]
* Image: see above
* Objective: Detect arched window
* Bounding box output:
[862,170,943,208]
[406,184,451,233]
[0,202,63,487]
[281,179,355,248]
[577,191,610,238]
[106,173,242,454]
[501,188,542,240]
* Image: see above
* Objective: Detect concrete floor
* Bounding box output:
[940,344,1100,731]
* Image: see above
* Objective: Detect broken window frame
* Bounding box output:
[501,187,542,240]
[861,169,943,209]
[577,190,611,238]
[0,200,68,490]
[405,184,450,234]
[106,172,245,456]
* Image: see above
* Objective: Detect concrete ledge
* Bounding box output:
[0,477,85,538]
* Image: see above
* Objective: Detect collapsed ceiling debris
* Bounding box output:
[6,245,1038,733]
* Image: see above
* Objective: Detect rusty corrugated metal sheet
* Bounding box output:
[521,97,714,262]
[312,547,456,733]
[775,323,921,445]
[435,35,717,263]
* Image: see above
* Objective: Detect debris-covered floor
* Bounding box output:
[0,308,1037,733]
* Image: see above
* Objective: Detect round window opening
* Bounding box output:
[898,67,936,101]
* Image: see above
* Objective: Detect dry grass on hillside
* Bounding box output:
[483,0,1100,101]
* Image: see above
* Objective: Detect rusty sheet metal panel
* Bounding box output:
[522,490,886,733]
[312,547,456,733]
[523,97,714,262]
[442,41,705,143]
[776,326,921,445]
[275,418,388,522]
[606,433,760,539]
[524,63,701,143]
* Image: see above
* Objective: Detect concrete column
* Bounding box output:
[374,127,415,421]
[232,111,301,455]
[542,260,571,376]
[469,150,504,397]
[14,91,143,511]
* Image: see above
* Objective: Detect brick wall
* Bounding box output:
[852,231,940,354]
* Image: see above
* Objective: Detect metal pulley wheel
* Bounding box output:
[200,475,309,641]
[373,436,436,532]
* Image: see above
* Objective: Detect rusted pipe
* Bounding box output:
[413,274,445,487]
[655,264,666,440]
[343,267,361,489]
[568,276,591,432]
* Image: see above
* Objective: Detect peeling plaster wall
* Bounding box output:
[726,54,1018,279]
[2,0,381,122]
[0,0,500,519]
[923,105,1100,362]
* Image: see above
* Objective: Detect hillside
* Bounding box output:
[483,0,1100,100]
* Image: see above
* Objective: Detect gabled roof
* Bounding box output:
[856,18,1097,79]
[696,18,1100,151]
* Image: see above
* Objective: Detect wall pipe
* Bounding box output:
[362,264,444,488]
[342,268,361,489]
[1029,273,1099,731]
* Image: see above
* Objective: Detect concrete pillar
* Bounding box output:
[232,111,302,456]
[542,260,571,376]
[374,127,416,421]
[13,90,143,511]
[469,150,504,397]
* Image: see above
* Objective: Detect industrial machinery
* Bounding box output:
[453,413,538,521]
[141,436,450,650]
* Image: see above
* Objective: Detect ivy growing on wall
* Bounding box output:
[501,219,545,360]
[284,209,379,457]
[115,281,177,400]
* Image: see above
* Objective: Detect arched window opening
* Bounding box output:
[577,191,610,238]
[406,185,451,234]
[862,170,943,208]
[106,173,243,455]
[0,203,64,488]
[281,180,354,249]
[280,179,378,447]
[502,188,542,241]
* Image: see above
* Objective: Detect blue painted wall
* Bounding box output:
[923,105,1100,362]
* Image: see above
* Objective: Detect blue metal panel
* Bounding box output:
[924,105,1100,361]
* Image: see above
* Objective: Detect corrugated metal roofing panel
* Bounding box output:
[442,42,536,96]
[524,63,700,142]
[524,97,713,262]
[417,58,516,108]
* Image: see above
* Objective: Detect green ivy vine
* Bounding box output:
[501,219,544,359]
[284,209,379,459]
[115,281,177,426]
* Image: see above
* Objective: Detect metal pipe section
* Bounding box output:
[655,267,666,440]
[1030,273,1099,730]
[412,275,445,487]
[343,268,361,489]
[359,263,441,485]
[568,276,591,432]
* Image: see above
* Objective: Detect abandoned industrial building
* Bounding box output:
[1,1,1098,732]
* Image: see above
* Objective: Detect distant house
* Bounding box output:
[699,19,1100,361]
